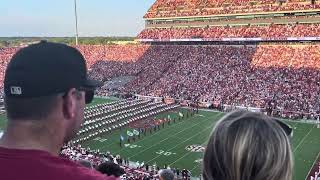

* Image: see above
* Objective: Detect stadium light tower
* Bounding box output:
[74,0,79,45]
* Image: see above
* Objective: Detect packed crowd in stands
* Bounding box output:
[2,38,317,180]
[61,144,153,179]
[75,45,150,67]
[86,44,320,119]
[145,14,320,25]
[0,47,20,89]
[61,144,191,180]
[144,0,320,18]
[138,24,320,40]
[1,43,320,118]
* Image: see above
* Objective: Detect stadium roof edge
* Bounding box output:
[143,9,320,20]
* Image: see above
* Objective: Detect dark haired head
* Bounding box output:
[96,162,125,177]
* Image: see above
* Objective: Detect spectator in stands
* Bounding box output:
[0,41,115,180]
[202,110,293,180]
[159,169,175,180]
[97,161,125,177]
[138,24,320,40]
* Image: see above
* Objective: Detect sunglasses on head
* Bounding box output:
[273,118,293,137]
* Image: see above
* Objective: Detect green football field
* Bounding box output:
[0,98,319,180]
[80,107,320,180]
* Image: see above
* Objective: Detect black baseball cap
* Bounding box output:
[4,41,102,102]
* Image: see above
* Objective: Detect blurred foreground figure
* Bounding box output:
[0,41,115,180]
[202,110,293,180]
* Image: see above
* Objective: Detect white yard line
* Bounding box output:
[146,123,215,164]
[293,124,315,153]
[96,114,200,151]
[128,113,221,159]
[304,151,320,180]
[145,113,222,164]
[169,141,206,166]
[190,164,201,173]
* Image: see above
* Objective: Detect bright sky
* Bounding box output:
[0,0,155,37]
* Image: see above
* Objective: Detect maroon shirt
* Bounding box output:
[0,147,117,180]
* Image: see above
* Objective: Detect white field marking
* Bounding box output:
[304,151,320,180]
[190,163,201,173]
[127,115,216,159]
[169,141,207,166]
[96,113,201,152]
[293,124,315,153]
[145,113,222,164]
[195,114,205,117]
[146,123,215,164]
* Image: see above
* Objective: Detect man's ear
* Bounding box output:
[62,88,77,119]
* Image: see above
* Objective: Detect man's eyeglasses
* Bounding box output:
[62,87,94,104]
[78,87,94,104]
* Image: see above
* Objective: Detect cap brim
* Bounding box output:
[83,79,103,90]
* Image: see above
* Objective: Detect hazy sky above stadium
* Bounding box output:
[0,0,155,37]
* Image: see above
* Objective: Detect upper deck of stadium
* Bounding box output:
[144,0,320,19]
[138,0,320,42]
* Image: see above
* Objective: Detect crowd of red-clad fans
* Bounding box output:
[144,0,320,18]
[0,47,20,89]
[76,45,150,67]
[138,24,320,40]
[61,144,191,180]
[86,44,320,119]
[1,44,320,119]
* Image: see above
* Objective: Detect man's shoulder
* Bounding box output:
[42,155,117,180]
[0,147,116,180]
[35,154,118,180]
[65,165,117,180]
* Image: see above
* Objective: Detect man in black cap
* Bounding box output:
[0,41,116,180]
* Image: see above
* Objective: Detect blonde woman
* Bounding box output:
[202,110,293,180]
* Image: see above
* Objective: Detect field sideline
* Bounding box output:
[0,97,319,180]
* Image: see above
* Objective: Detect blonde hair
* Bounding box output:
[202,110,293,180]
